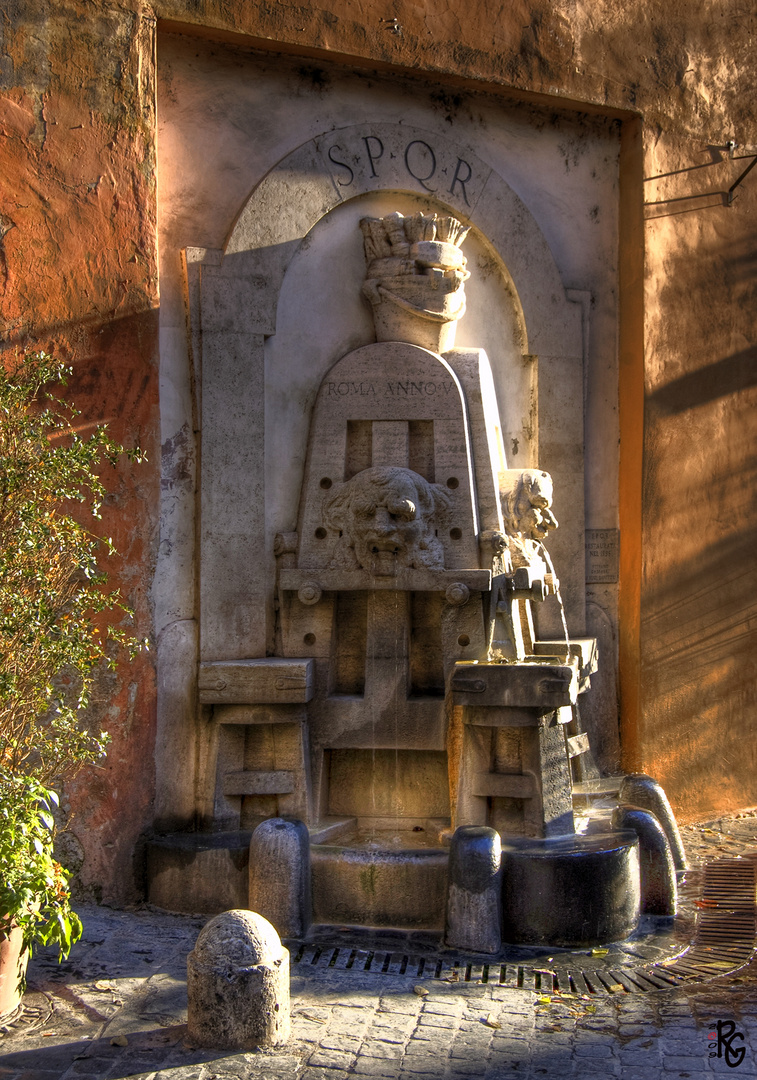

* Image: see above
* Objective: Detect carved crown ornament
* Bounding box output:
[360,212,470,352]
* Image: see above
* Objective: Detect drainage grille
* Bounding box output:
[290,855,757,994]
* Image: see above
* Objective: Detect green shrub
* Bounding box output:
[0,350,143,963]
[0,350,143,783]
[0,770,81,957]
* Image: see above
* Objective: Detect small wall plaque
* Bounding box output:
[585,529,619,583]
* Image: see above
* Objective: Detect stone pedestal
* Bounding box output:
[187,910,290,1049]
[613,805,677,916]
[445,826,502,954]
[249,818,311,938]
[620,774,688,871]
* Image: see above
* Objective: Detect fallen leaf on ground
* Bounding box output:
[536,995,552,1004]
[484,1013,501,1029]
[300,1012,328,1024]
[110,1035,128,1047]
[94,980,117,991]
[413,985,430,997]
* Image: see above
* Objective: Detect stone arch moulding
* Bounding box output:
[187,123,585,662]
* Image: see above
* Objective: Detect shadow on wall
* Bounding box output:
[648,344,757,414]
[639,328,755,816]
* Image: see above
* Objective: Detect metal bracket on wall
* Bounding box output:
[726,154,757,205]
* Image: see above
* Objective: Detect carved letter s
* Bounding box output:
[328,144,354,186]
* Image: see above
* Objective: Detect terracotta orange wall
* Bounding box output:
[1,0,755,901]
[0,3,160,902]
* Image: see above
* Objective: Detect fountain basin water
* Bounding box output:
[501,831,641,946]
[311,843,448,929]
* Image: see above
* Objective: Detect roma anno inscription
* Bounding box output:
[326,380,458,398]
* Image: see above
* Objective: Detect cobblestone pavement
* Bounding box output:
[2,811,757,1080]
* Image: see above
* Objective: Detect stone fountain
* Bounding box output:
[148,210,684,951]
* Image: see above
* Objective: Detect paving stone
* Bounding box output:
[352,1058,402,1077]
[319,1035,362,1052]
[580,1019,618,1031]
[618,1023,656,1035]
[569,1062,620,1076]
[300,1070,350,1080]
[421,1004,465,1017]
[615,1070,673,1080]
[372,1015,415,1030]
[661,1037,709,1053]
[331,1006,374,1023]
[402,1041,451,1058]
[378,1000,421,1016]
[622,1036,660,1050]
[398,1068,445,1079]
[573,1042,616,1057]
[618,1049,662,1066]
[417,1014,457,1028]
[359,1042,405,1059]
[409,1027,455,1043]
[449,1042,492,1058]
[530,1032,572,1045]
[308,1049,356,1069]
[364,1030,407,1045]
[662,1056,710,1070]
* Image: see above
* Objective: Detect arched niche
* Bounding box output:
[190,123,585,661]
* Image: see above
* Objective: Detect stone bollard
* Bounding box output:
[445,826,502,954]
[187,909,290,1049]
[249,818,311,939]
[620,773,688,871]
[613,805,677,916]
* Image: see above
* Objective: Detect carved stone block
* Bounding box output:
[198,659,314,704]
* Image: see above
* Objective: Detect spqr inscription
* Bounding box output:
[326,133,479,206]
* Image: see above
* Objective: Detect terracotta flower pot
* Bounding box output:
[0,925,28,1019]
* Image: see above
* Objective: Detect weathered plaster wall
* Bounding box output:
[1,0,754,906]
[0,3,160,902]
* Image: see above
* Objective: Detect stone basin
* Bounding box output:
[311,841,449,930]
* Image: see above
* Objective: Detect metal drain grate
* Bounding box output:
[290,855,757,994]
[660,854,757,985]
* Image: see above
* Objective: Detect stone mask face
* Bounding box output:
[504,470,559,552]
[516,477,558,542]
[324,466,449,575]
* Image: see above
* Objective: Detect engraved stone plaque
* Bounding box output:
[585,529,619,583]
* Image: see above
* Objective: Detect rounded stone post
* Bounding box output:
[445,826,502,954]
[612,805,677,916]
[620,773,688,871]
[249,818,311,939]
[187,910,290,1049]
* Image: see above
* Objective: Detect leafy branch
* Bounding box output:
[0,350,145,785]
